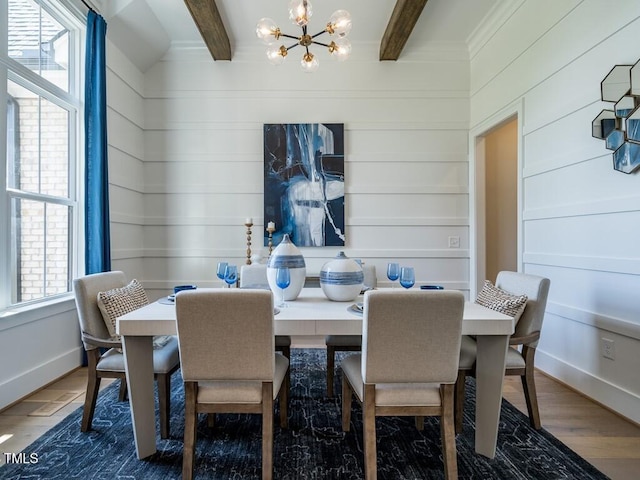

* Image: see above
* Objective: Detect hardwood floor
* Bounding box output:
[1,363,639,479]
[0,370,117,466]
[502,372,640,480]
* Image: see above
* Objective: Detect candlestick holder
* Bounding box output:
[266,224,276,256]
[245,222,253,264]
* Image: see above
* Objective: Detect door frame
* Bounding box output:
[468,99,524,298]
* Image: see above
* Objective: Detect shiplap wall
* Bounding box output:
[138,45,473,297]
[0,36,145,410]
[470,0,640,423]
[108,42,146,279]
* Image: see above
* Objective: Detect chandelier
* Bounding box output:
[256,0,352,73]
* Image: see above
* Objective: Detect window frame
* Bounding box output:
[1,0,84,312]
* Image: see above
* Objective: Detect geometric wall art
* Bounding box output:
[263,123,345,247]
[592,60,640,174]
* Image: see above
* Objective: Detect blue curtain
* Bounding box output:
[84,11,110,274]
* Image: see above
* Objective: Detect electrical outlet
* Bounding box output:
[448,236,460,248]
[601,338,615,360]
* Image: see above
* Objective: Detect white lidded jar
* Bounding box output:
[267,234,306,301]
[320,251,364,301]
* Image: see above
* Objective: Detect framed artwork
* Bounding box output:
[264,123,345,247]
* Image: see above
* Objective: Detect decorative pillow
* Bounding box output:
[97,279,149,340]
[475,280,528,324]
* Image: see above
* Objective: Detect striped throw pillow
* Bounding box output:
[475,280,528,324]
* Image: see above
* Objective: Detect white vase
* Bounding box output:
[320,251,364,302]
[267,234,306,301]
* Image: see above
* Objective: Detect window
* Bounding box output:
[2,0,81,308]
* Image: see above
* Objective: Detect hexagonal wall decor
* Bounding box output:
[613,142,640,174]
[614,95,636,118]
[593,60,640,174]
[606,129,625,151]
[631,60,640,95]
[591,110,616,139]
[601,65,632,101]
[626,107,640,143]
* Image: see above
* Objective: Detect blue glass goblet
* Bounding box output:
[275,267,291,308]
[224,264,238,288]
[400,267,415,289]
[216,262,228,287]
[387,262,400,288]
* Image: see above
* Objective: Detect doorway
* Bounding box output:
[469,102,522,297]
[484,119,518,282]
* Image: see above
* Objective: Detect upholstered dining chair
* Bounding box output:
[341,289,465,480]
[455,271,550,433]
[175,289,289,480]
[324,264,376,396]
[72,271,180,439]
[240,264,292,361]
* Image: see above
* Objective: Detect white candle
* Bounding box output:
[245,217,253,225]
[267,221,275,230]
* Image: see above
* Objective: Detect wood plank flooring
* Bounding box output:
[1,363,639,479]
[0,370,116,466]
[502,372,640,480]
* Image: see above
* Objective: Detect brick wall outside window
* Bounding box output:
[14,96,69,301]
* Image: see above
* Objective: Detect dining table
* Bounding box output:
[117,287,514,460]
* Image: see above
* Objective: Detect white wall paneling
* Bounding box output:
[470,0,580,97]
[471,0,640,127]
[525,212,640,271]
[144,54,471,96]
[523,156,639,212]
[522,106,612,176]
[140,48,472,305]
[108,147,145,193]
[472,0,640,423]
[106,68,144,128]
[0,300,81,409]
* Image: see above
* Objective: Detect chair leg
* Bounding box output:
[158,373,171,439]
[207,413,215,428]
[280,345,291,360]
[327,345,336,397]
[182,382,197,480]
[454,370,466,434]
[277,345,291,392]
[81,350,101,432]
[341,375,353,432]
[415,416,425,431]
[262,382,274,480]
[363,384,377,480]
[441,384,458,480]
[118,378,128,402]
[521,346,541,429]
[279,367,289,429]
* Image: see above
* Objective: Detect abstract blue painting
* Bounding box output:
[264,123,345,247]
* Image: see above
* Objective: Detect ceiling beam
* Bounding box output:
[183,0,231,61]
[380,0,429,61]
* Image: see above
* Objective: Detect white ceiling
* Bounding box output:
[95,0,499,72]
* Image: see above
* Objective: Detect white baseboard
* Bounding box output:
[536,349,640,425]
[0,347,83,411]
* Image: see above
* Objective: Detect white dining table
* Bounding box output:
[117,287,513,460]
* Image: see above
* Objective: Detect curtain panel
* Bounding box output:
[84,10,111,274]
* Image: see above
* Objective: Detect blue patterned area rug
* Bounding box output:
[1,348,608,479]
